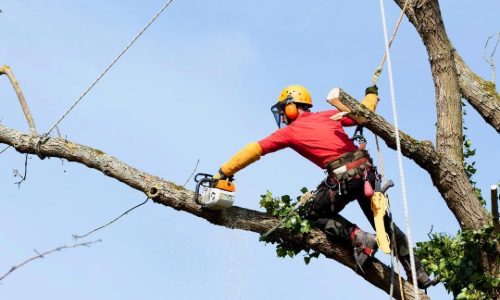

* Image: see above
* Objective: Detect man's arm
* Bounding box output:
[219,142,263,177]
[327,86,379,125]
[217,127,292,177]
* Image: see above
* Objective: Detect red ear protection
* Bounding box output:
[285,103,298,119]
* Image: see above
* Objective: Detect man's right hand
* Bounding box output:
[213,169,226,180]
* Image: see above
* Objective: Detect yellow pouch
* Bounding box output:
[371,192,391,254]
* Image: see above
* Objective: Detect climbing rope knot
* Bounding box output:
[35,133,49,160]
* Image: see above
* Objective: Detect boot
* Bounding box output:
[402,255,433,289]
[351,227,378,273]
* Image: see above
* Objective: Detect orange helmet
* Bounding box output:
[271,85,312,128]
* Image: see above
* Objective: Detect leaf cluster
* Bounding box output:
[259,189,320,265]
[415,223,499,300]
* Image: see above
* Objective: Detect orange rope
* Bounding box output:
[372,0,411,86]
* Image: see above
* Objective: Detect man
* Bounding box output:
[214,85,432,289]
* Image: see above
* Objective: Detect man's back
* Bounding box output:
[258,110,358,168]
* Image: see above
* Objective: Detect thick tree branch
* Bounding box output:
[328,88,490,231]
[392,0,500,133]
[0,65,37,135]
[0,124,428,300]
[454,53,500,133]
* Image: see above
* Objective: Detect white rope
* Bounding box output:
[43,0,175,137]
[377,0,420,299]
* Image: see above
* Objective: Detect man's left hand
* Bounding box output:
[365,85,378,96]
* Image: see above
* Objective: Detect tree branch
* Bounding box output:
[327,88,490,231]
[391,0,500,133]
[0,124,429,300]
[455,53,500,133]
[0,239,101,282]
[0,65,37,135]
[483,33,499,84]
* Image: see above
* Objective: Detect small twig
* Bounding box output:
[0,65,37,135]
[183,159,200,187]
[0,145,11,155]
[483,33,500,84]
[72,197,149,239]
[0,239,102,282]
[13,154,28,187]
[56,125,62,138]
[427,225,434,239]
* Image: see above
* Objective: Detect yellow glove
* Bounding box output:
[362,86,379,113]
[220,142,263,177]
[213,171,225,180]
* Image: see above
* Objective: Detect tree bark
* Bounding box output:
[394,0,463,162]
[454,53,500,133]
[0,124,429,300]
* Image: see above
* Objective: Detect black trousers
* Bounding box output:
[307,167,410,258]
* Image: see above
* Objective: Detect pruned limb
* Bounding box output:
[0,65,37,135]
[0,239,102,282]
[327,88,490,231]
[0,125,428,300]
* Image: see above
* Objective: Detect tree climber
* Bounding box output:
[213,85,433,289]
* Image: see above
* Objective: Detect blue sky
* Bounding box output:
[1,1,499,299]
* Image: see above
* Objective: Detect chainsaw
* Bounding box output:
[194,173,235,210]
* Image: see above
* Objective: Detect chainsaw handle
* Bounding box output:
[194,173,213,183]
[194,177,215,205]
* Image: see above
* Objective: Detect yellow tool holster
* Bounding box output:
[371,191,391,254]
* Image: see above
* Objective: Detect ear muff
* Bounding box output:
[285,103,298,119]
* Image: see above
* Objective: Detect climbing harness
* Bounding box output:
[351,126,367,150]
[36,0,175,158]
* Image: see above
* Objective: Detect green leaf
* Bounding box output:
[300,187,308,194]
[300,220,310,233]
[429,263,439,272]
[304,256,311,265]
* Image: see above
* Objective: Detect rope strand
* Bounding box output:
[372,0,410,86]
[43,0,175,137]
[378,0,420,299]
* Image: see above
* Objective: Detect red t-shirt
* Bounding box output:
[258,110,358,168]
